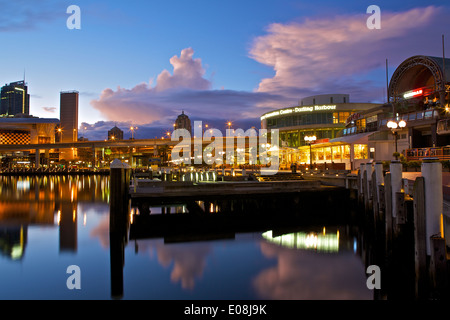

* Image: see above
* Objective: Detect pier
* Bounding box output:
[108,158,450,299]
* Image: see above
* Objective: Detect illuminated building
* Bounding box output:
[339,55,450,163]
[0,117,60,167]
[59,91,79,160]
[0,81,30,116]
[0,117,59,145]
[261,94,380,169]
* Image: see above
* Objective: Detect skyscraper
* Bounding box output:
[60,91,79,143]
[0,81,30,116]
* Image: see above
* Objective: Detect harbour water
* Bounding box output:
[0,175,373,300]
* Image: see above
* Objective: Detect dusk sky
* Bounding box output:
[2,0,450,140]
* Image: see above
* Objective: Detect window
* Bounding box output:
[333,113,339,124]
[354,144,368,160]
[332,146,342,160]
[343,145,351,159]
[339,112,350,124]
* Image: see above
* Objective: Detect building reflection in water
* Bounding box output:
[262,228,340,253]
[0,175,110,259]
[255,226,372,300]
[0,226,27,260]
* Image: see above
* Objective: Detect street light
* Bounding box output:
[304,135,317,169]
[130,126,138,140]
[387,119,407,160]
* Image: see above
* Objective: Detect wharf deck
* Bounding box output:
[129,179,325,199]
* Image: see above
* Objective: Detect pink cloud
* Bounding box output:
[90,48,280,126]
[250,5,449,103]
[90,6,450,129]
[155,48,211,92]
[253,241,372,300]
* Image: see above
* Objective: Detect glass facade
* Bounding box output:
[267,111,352,129]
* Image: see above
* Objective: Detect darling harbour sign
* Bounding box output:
[170,121,280,175]
[260,105,337,120]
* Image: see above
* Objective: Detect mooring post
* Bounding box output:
[421,158,443,255]
[365,162,373,199]
[374,162,384,198]
[413,177,428,299]
[359,163,366,201]
[390,160,402,219]
[430,235,448,297]
[421,158,447,298]
[384,173,393,265]
[109,158,127,299]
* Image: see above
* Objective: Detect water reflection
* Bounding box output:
[0,175,372,299]
[262,229,340,253]
[133,239,212,290]
[253,238,372,300]
[0,175,109,260]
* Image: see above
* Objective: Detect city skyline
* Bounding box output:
[2,0,450,140]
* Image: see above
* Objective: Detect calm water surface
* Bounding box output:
[0,175,372,300]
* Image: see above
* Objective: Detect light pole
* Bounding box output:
[387,119,406,160]
[130,126,138,140]
[304,135,317,169]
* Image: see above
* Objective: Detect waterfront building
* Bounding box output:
[0,81,30,116]
[174,110,192,135]
[0,116,60,168]
[337,55,450,164]
[260,94,380,169]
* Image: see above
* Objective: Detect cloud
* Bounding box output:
[250,5,450,103]
[134,239,212,290]
[155,48,212,92]
[42,107,56,113]
[253,241,372,300]
[90,6,450,135]
[91,48,280,130]
[0,0,61,32]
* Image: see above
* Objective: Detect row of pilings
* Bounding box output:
[357,158,449,300]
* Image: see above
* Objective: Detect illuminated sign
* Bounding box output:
[403,89,423,99]
[314,105,336,111]
[14,87,24,92]
[261,105,337,120]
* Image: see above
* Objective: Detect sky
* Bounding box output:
[1,0,450,140]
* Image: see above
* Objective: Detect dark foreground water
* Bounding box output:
[0,175,373,300]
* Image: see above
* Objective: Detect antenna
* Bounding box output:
[386,59,389,104]
[443,34,446,89]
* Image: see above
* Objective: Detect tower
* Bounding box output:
[0,81,30,116]
[59,91,79,143]
[174,110,192,135]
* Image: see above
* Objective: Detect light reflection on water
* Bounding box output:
[0,175,372,300]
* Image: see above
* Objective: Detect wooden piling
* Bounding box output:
[413,177,428,299]
[384,173,393,262]
[429,235,448,298]
[109,159,131,299]
[421,159,443,255]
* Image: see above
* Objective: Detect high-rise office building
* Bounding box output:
[60,91,79,143]
[0,81,30,116]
